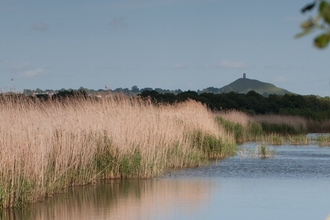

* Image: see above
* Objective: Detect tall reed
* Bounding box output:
[216,110,309,144]
[317,135,330,146]
[0,94,235,208]
[252,115,307,135]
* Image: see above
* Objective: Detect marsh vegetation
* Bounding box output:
[0,94,236,208]
[216,110,314,145]
[1,93,330,209]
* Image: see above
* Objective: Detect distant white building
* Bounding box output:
[243,73,246,79]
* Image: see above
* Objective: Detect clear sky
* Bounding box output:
[1,0,329,96]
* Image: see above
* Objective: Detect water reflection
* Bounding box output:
[3,142,330,220]
[2,179,216,220]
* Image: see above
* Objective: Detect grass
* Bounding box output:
[258,144,276,159]
[192,130,237,159]
[316,135,330,146]
[287,135,311,145]
[216,117,244,143]
[238,144,276,159]
[0,94,236,208]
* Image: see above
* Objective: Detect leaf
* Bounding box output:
[314,33,330,48]
[319,1,330,24]
[300,19,314,29]
[301,2,316,13]
[295,28,314,38]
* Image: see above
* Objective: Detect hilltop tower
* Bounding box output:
[243,73,246,79]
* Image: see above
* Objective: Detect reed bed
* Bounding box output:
[0,94,235,208]
[316,135,330,146]
[307,119,330,133]
[216,110,310,145]
[252,115,307,135]
[215,110,250,128]
[286,135,311,145]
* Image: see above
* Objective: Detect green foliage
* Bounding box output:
[166,142,206,168]
[317,135,330,146]
[216,116,310,145]
[314,33,330,47]
[258,144,276,159]
[287,135,311,145]
[23,89,33,96]
[96,134,114,177]
[139,91,330,127]
[217,117,244,143]
[260,122,306,135]
[260,145,267,158]
[2,176,35,208]
[247,122,264,138]
[320,1,330,24]
[297,1,330,49]
[216,116,309,144]
[119,150,142,178]
[192,130,237,159]
[270,135,284,145]
[52,90,89,100]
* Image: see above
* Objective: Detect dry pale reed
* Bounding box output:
[217,110,307,131]
[0,94,235,208]
[251,114,307,132]
[216,110,251,127]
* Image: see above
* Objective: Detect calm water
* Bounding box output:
[3,142,330,220]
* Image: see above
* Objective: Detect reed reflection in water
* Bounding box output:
[2,178,216,220]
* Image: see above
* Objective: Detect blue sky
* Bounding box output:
[1,0,329,96]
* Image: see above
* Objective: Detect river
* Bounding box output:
[3,141,330,220]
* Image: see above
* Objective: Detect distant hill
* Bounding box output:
[217,77,292,96]
[22,76,293,97]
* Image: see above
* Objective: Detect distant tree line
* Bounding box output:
[22,86,184,97]
[139,90,330,121]
[21,85,258,97]
[20,86,330,121]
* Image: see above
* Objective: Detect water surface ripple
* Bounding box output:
[164,143,330,180]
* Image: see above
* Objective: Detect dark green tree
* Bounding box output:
[23,89,33,95]
[131,85,139,93]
